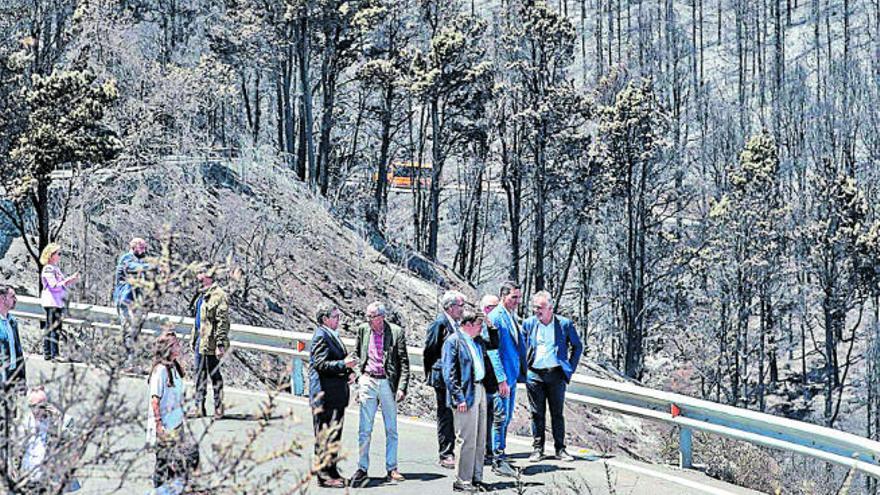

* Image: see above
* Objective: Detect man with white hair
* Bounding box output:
[113,237,152,345]
[423,290,466,469]
[349,301,410,487]
[523,290,583,462]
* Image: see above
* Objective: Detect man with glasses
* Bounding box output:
[424,290,466,468]
[350,302,410,487]
[523,290,583,462]
[309,303,356,488]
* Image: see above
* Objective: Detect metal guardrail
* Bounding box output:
[11,296,880,478]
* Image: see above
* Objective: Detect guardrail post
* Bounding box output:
[679,426,693,469]
[291,357,305,396]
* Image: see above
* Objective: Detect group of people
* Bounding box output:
[309,281,584,493]
[3,238,229,493]
[120,239,231,492]
[3,237,584,493]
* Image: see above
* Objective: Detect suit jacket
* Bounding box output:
[354,321,410,395]
[424,312,455,387]
[487,305,527,386]
[442,331,497,409]
[0,315,26,387]
[523,315,584,383]
[308,327,353,410]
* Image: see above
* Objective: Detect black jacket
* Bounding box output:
[424,313,455,387]
[308,327,353,410]
[479,322,500,395]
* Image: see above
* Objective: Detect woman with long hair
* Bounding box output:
[147,329,196,489]
[39,243,78,361]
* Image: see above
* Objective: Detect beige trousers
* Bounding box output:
[453,383,487,484]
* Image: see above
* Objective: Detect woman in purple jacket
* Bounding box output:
[39,243,78,361]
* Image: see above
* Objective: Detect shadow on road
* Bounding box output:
[215,412,285,421]
[520,464,575,476]
[355,472,446,488]
[403,472,446,482]
[490,480,545,491]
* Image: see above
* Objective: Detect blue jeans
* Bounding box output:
[357,376,399,472]
[492,385,516,459]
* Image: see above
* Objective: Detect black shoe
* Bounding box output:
[556,449,575,462]
[528,450,543,462]
[349,469,369,488]
[453,480,477,492]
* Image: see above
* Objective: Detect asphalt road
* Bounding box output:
[21,358,760,495]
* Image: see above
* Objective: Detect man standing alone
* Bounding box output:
[190,268,229,419]
[523,290,583,462]
[424,290,466,469]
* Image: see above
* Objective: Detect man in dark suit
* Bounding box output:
[309,303,357,488]
[523,291,583,462]
[424,290,466,469]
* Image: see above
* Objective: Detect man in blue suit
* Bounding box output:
[486,281,525,474]
[309,303,357,488]
[523,290,583,462]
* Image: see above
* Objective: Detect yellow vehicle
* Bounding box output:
[376,161,433,189]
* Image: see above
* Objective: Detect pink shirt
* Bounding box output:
[40,264,67,308]
[367,327,385,377]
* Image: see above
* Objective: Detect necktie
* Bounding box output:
[509,312,519,344]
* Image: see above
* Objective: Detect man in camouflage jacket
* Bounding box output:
[190,269,230,419]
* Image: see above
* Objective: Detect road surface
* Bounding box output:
[22,358,760,495]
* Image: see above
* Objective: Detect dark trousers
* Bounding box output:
[194,353,223,412]
[434,384,455,460]
[153,426,199,488]
[526,367,567,453]
[485,392,496,460]
[313,405,346,480]
[44,307,63,360]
